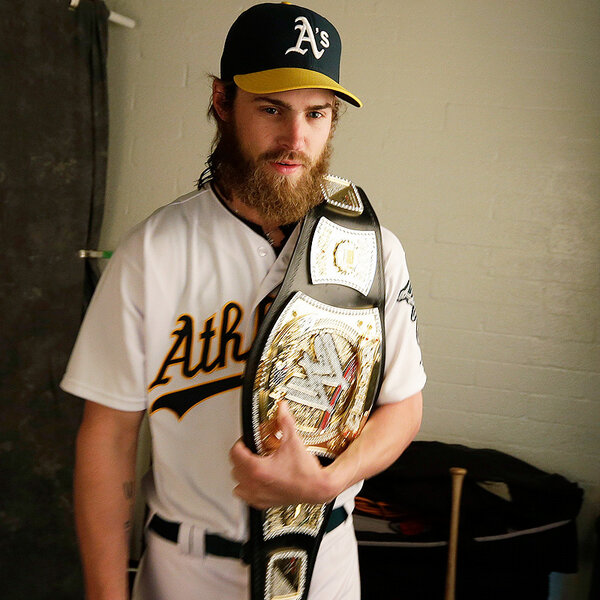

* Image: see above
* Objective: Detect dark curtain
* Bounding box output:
[0,1,109,596]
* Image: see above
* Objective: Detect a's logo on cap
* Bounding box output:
[285,16,330,60]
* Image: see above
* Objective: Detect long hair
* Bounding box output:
[197,78,239,188]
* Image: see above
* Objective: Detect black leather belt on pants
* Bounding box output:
[148,506,348,562]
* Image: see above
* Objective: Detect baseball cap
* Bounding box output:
[220,2,362,107]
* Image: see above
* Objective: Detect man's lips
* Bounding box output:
[269,161,304,175]
[259,151,310,176]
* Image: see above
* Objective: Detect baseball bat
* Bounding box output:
[444,467,467,600]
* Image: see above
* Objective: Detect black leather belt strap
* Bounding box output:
[205,533,248,561]
[148,513,179,543]
[148,507,348,561]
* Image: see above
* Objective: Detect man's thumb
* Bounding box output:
[277,401,298,442]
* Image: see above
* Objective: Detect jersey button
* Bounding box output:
[258,246,268,257]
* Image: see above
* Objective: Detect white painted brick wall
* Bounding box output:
[103,1,600,597]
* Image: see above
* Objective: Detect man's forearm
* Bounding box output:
[323,391,423,500]
[74,402,143,600]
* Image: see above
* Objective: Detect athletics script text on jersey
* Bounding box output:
[149,297,272,419]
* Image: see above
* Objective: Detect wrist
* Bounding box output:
[320,459,354,503]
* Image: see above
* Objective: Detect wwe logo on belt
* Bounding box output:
[281,332,357,431]
[286,16,330,59]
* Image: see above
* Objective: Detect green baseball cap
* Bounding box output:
[220,2,362,107]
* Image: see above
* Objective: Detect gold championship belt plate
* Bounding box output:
[254,293,382,461]
[242,176,385,600]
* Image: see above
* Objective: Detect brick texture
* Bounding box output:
[103,2,600,597]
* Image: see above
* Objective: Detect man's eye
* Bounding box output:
[308,111,324,119]
[262,106,279,115]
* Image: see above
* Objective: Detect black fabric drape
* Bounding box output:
[0,1,109,596]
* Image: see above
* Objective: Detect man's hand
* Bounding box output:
[230,392,423,511]
[229,402,335,509]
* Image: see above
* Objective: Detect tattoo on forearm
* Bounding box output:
[123,480,135,500]
[123,481,135,533]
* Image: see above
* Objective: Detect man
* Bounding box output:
[61,3,425,600]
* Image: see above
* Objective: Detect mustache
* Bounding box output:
[257,150,311,167]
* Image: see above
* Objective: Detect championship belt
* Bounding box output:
[242,175,385,600]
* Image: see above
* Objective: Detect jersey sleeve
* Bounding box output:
[60,225,147,412]
[376,227,426,404]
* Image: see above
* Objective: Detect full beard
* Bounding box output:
[211,124,332,226]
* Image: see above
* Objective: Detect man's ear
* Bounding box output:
[212,79,232,122]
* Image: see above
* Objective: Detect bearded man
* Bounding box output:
[62,4,425,600]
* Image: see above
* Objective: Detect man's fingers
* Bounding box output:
[229,439,260,477]
[277,401,299,443]
[229,439,250,462]
[229,403,325,508]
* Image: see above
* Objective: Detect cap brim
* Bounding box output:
[234,67,362,108]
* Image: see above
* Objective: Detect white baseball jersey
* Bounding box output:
[61,183,426,593]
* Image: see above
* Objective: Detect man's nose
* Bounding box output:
[277,115,306,152]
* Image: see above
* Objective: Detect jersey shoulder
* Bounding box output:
[114,186,219,257]
[144,185,217,234]
[380,225,407,260]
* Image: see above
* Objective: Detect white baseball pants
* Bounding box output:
[132,516,360,600]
